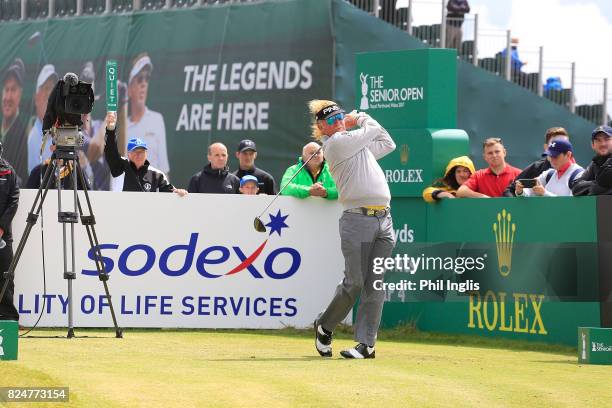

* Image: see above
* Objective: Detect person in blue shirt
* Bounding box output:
[501,37,526,72]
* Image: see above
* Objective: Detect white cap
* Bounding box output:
[36,64,58,91]
[128,55,153,84]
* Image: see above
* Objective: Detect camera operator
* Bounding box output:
[0,142,20,321]
[104,112,186,195]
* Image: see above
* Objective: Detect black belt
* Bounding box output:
[345,207,390,217]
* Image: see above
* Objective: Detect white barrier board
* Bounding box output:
[13,190,346,328]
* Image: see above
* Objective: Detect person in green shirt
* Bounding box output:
[280,142,338,200]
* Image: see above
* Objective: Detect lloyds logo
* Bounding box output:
[493,209,516,277]
[0,329,4,356]
[359,73,369,110]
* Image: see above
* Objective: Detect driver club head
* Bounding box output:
[254,216,267,233]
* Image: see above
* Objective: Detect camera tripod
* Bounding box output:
[0,143,122,338]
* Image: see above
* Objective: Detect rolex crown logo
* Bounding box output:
[400,144,409,165]
[493,209,516,277]
[359,72,369,110]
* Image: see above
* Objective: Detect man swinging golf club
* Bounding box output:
[311,100,396,359]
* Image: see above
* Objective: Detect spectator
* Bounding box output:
[1,58,27,183]
[544,77,563,95]
[239,175,259,195]
[446,0,470,50]
[188,142,240,194]
[104,112,186,195]
[126,53,170,176]
[27,64,58,173]
[504,127,570,197]
[77,61,113,191]
[0,144,20,321]
[26,144,90,190]
[457,138,521,198]
[501,38,526,72]
[595,148,612,195]
[516,139,583,197]
[422,155,475,202]
[280,142,338,200]
[572,125,612,196]
[232,139,276,195]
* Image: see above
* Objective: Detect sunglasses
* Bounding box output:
[134,72,150,84]
[326,112,345,125]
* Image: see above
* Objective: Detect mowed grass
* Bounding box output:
[1,327,611,408]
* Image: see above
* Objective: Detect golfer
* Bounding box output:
[311,100,396,359]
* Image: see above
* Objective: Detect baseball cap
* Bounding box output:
[127,138,148,152]
[591,125,612,140]
[237,139,257,152]
[3,58,25,86]
[36,64,58,92]
[543,139,573,157]
[315,104,345,121]
[129,54,153,84]
[240,175,258,187]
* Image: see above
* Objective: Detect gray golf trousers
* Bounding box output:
[319,210,396,346]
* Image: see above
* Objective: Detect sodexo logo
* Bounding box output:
[82,210,300,280]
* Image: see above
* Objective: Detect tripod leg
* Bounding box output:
[74,161,123,338]
[56,160,76,339]
[0,158,57,304]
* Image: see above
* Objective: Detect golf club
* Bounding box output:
[254,144,323,232]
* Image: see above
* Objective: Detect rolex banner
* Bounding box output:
[0,0,333,187]
[381,196,612,346]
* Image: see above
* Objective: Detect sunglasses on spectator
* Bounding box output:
[326,113,345,125]
[134,72,150,84]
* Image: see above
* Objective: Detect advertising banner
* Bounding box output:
[13,190,345,328]
[355,49,457,130]
[0,0,334,188]
[381,197,606,345]
[0,321,18,360]
[578,327,612,365]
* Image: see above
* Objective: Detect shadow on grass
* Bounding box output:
[528,359,580,366]
[200,356,327,362]
[21,323,577,356]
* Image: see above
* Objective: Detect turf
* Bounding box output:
[1,327,610,407]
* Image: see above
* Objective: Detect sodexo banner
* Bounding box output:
[12,191,345,328]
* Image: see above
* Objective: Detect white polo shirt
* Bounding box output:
[127,107,170,174]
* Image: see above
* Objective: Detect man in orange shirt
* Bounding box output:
[457,138,521,198]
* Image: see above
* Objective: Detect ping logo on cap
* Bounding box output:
[316,104,342,120]
[322,105,339,115]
